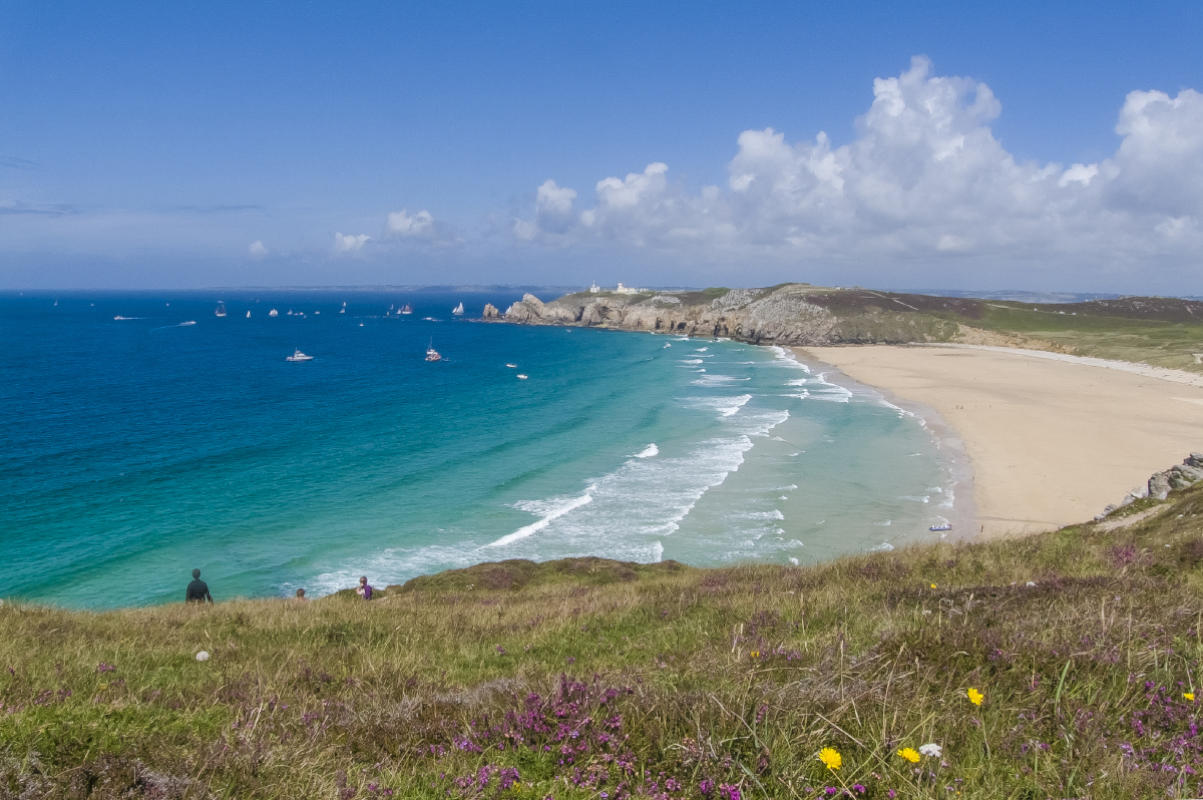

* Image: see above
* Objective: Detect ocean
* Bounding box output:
[0,290,961,609]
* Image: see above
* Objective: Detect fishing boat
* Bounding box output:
[452,301,464,316]
[285,349,314,362]
[425,340,442,362]
[400,303,413,315]
[215,301,227,318]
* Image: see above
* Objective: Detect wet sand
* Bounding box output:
[800,345,1203,538]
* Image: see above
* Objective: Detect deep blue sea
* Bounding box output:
[1,290,961,609]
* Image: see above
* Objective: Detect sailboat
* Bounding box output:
[339,301,347,315]
[425,339,442,362]
[245,310,251,319]
[215,301,227,318]
[452,301,465,316]
[268,308,279,317]
[400,303,413,315]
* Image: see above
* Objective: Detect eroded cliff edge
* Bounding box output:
[493,284,970,346]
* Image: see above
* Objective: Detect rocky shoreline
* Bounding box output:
[485,284,967,346]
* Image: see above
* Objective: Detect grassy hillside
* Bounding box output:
[3,487,1203,798]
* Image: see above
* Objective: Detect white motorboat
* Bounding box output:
[505,363,518,368]
[516,374,528,380]
[215,302,227,317]
[425,340,442,362]
[286,349,314,362]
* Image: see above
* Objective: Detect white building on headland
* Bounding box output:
[588,281,644,294]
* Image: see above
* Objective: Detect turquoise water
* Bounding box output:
[1,290,958,609]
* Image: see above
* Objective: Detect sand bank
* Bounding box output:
[800,344,1203,538]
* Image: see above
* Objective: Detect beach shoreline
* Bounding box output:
[798,344,1203,539]
[785,347,979,544]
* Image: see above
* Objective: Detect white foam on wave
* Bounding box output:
[633,443,659,458]
[736,509,785,521]
[487,486,598,547]
[685,393,752,418]
[691,374,751,387]
[679,358,704,365]
[695,346,709,352]
[868,542,896,552]
[786,378,809,387]
[900,494,931,503]
[806,373,854,403]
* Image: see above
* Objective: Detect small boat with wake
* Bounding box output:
[425,340,442,362]
[285,349,314,362]
[215,301,227,318]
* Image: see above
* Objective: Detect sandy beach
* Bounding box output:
[800,344,1203,538]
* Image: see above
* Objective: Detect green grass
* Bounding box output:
[4,486,1203,799]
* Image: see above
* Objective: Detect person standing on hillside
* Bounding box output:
[356,575,373,600]
[185,568,213,604]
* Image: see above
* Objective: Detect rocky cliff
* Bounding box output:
[499,284,968,345]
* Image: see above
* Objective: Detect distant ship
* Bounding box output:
[215,302,227,318]
[285,349,314,362]
[268,308,279,317]
[452,301,464,316]
[425,340,442,362]
[400,303,413,315]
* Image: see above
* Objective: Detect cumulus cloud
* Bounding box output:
[333,232,371,253]
[248,240,268,257]
[514,180,578,240]
[387,208,435,237]
[512,56,1203,283]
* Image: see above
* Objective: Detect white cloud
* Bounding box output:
[333,232,370,253]
[387,208,435,237]
[248,240,268,257]
[511,56,1203,286]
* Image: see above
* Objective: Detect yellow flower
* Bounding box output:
[897,747,920,763]
[1185,692,1196,702]
[818,747,842,770]
[967,687,984,706]
[749,650,760,659]
[929,582,937,589]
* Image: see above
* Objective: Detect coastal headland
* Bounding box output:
[496,284,1203,538]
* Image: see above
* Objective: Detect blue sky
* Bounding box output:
[2,1,1202,291]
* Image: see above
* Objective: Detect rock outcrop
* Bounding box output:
[497,284,964,346]
[481,303,500,319]
[1102,454,1203,517]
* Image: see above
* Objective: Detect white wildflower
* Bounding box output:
[919,743,942,758]
[195,650,210,662]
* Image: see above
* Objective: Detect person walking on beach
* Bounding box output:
[356,576,373,600]
[185,568,213,604]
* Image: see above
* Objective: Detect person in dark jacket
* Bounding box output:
[185,568,213,604]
